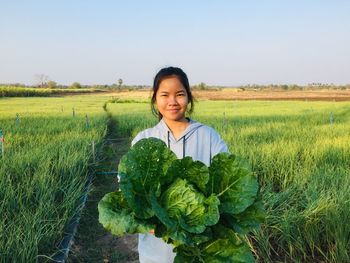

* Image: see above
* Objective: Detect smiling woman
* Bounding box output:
[128,66,229,263]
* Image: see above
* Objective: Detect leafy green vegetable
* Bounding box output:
[150,177,220,245]
[98,191,154,236]
[221,199,266,235]
[98,138,265,262]
[118,138,177,218]
[174,226,255,263]
[152,206,214,247]
[207,153,258,215]
[159,178,219,233]
[166,157,209,192]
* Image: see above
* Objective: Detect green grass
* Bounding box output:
[1,97,349,262]
[0,86,104,97]
[0,96,108,262]
[107,100,350,262]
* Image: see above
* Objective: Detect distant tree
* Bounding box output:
[192,82,207,90]
[118,78,123,87]
[35,74,49,88]
[70,82,82,89]
[47,81,57,89]
[198,82,206,90]
[281,85,289,91]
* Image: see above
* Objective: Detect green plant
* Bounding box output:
[99,138,265,262]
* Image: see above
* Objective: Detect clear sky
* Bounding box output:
[1,1,349,86]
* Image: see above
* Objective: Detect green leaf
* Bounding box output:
[221,199,266,234]
[98,191,154,236]
[160,178,220,234]
[175,226,255,263]
[207,153,258,215]
[166,157,209,192]
[118,138,177,218]
[165,225,213,247]
[201,235,255,263]
[150,178,219,245]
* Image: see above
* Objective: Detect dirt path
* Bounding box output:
[67,116,139,263]
[91,88,350,101]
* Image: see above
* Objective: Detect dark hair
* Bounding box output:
[151,66,194,120]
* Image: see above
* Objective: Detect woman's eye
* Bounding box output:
[177,93,185,96]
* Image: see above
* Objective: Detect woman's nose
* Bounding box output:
[168,96,178,105]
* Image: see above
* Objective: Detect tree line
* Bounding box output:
[1,77,350,92]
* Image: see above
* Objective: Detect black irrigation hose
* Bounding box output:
[106,138,128,141]
[52,173,94,263]
[96,170,118,175]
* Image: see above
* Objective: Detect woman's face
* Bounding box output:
[155,76,188,122]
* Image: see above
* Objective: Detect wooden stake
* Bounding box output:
[0,130,4,157]
[92,141,96,163]
[86,114,89,128]
[16,113,20,126]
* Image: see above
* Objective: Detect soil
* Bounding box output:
[66,118,139,263]
[192,89,350,101]
[91,88,350,101]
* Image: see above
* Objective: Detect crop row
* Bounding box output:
[0,96,108,262]
[107,100,350,262]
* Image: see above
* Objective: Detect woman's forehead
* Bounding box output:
[158,77,185,91]
[158,86,186,93]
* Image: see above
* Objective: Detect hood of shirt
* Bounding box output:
[157,117,202,142]
[154,118,203,158]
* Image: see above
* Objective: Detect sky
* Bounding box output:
[1,0,349,86]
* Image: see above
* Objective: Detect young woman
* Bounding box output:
[131,66,229,263]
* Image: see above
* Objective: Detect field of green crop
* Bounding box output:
[107,100,350,263]
[1,96,349,262]
[0,96,108,262]
[0,86,104,97]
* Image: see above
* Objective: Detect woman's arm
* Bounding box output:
[211,128,229,156]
